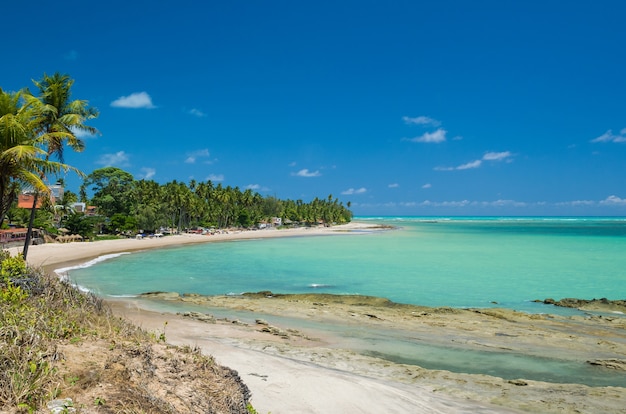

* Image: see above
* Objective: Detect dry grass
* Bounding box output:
[0,251,251,413]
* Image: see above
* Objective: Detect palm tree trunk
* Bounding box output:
[22,193,38,259]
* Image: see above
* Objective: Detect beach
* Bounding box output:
[12,224,626,413]
[15,225,365,272]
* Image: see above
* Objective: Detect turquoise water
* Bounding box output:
[63,217,626,387]
[66,217,626,313]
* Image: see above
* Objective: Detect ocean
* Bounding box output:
[62,217,626,387]
[65,216,626,313]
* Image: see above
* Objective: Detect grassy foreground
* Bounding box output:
[0,251,252,413]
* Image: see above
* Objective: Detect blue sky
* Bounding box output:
[3,0,626,216]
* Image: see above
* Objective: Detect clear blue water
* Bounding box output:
[63,217,626,387]
[66,216,626,313]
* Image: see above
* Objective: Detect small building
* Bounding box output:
[49,184,64,201]
[0,228,41,246]
[70,203,97,216]
[18,183,65,209]
[17,193,48,209]
[72,202,86,213]
[85,206,98,216]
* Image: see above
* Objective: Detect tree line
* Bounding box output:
[72,166,352,235]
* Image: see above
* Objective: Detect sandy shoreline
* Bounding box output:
[11,224,368,272]
[9,223,626,413]
[120,292,626,413]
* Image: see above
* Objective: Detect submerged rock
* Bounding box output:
[140,291,181,300]
[179,311,216,323]
[587,359,626,371]
[541,298,626,313]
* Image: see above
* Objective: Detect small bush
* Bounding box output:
[1,254,27,280]
[0,253,109,410]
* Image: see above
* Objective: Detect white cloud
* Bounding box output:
[591,131,612,143]
[185,149,211,164]
[456,160,482,170]
[422,183,432,189]
[288,161,297,167]
[482,151,512,161]
[189,108,207,117]
[70,126,97,139]
[206,174,224,182]
[409,128,447,143]
[421,199,471,208]
[556,199,595,206]
[246,184,270,192]
[351,196,626,212]
[402,116,441,127]
[293,169,321,177]
[436,151,513,171]
[139,167,156,179]
[591,129,626,143]
[483,199,528,208]
[97,151,130,167]
[111,92,156,109]
[600,195,626,205]
[341,187,367,195]
[388,183,399,188]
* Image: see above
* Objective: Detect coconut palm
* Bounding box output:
[30,73,98,161]
[22,73,98,257]
[0,94,46,227]
[0,89,78,228]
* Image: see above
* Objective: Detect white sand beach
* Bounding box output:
[13,224,364,271]
[9,224,626,414]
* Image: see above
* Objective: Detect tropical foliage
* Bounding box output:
[0,74,95,233]
[0,84,86,229]
[21,73,97,257]
[76,167,352,235]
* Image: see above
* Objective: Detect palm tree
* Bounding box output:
[0,88,79,229]
[0,89,45,227]
[22,73,98,258]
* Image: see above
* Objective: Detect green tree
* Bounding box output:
[81,167,135,217]
[163,180,194,232]
[109,213,137,233]
[237,209,253,228]
[29,73,98,162]
[23,73,98,258]
[132,179,166,232]
[60,189,78,206]
[194,180,217,227]
[61,212,100,239]
[0,89,73,229]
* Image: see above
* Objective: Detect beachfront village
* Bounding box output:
[1,168,353,248]
[1,74,352,250]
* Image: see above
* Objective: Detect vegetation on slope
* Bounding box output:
[0,251,251,413]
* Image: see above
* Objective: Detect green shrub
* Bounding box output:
[1,254,27,281]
